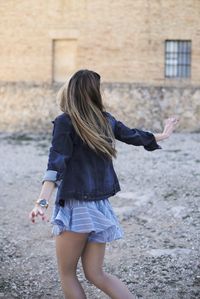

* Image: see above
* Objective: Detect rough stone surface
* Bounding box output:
[1,82,200,132]
[0,131,200,298]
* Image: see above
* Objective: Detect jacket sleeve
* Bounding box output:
[107,112,162,151]
[41,116,74,187]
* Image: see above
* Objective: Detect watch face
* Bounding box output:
[39,199,47,207]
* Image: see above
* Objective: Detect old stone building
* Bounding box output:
[0,0,200,132]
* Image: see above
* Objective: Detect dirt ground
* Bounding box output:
[0,131,200,299]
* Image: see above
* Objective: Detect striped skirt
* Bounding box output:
[50,198,124,243]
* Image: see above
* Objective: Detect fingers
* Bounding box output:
[28,207,49,223]
[166,116,180,123]
[38,208,50,222]
[164,117,179,129]
[171,116,179,124]
[29,209,37,223]
[163,116,180,138]
[42,214,50,222]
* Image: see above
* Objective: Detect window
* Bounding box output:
[165,40,191,78]
[52,39,77,83]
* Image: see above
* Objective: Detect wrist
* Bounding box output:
[35,198,49,209]
[153,133,167,142]
[161,133,168,140]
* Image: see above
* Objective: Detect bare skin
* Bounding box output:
[153,116,179,142]
[28,116,179,298]
[29,180,55,223]
[55,231,89,299]
[81,241,136,299]
[55,232,136,299]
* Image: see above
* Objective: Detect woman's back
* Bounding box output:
[42,109,161,206]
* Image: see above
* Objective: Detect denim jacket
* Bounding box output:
[42,111,162,206]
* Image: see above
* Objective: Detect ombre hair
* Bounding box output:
[57,69,117,159]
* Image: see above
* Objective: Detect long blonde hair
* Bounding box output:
[57,69,117,159]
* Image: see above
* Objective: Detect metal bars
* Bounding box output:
[165,40,191,78]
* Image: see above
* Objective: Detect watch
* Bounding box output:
[36,198,49,209]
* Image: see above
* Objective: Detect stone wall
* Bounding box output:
[1,82,199,133]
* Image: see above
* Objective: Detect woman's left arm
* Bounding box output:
[153,116,180,142]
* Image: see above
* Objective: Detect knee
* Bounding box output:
[84,270,106,285]
[59,265,77,278]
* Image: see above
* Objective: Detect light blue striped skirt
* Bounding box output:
[50,198,124,243]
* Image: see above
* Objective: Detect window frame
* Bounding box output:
[164,40,192,79]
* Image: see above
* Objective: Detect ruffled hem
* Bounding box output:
[50,199,124,242]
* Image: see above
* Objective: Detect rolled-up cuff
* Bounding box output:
[42,170,61,187]
[144,133,162,151]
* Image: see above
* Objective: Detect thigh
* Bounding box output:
[55,231,90,275]
[81,241,106,281]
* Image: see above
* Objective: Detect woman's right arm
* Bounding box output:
[37,180,55,202]
[29,115,74,223]
[29,181,55,223]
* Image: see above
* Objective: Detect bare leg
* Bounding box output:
[81,242,136,299]
[55,230,90,299]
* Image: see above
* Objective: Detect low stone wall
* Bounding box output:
[103,83,200,133]
[0,82,199,133]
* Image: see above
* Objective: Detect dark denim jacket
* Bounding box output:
[42,111,162,206]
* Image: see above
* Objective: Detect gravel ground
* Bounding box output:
[0,131,200,299]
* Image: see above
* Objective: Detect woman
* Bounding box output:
[29,69,179,299]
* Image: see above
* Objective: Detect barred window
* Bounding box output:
[165,40,191,78]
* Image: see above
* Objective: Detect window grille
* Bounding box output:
[165,40,191,78]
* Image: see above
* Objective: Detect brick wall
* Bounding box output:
[0,0,199,132]
[0,0,199,84]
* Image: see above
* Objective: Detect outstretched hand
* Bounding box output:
[162,116,179,139]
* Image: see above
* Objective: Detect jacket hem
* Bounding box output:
[55,185,121,206]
